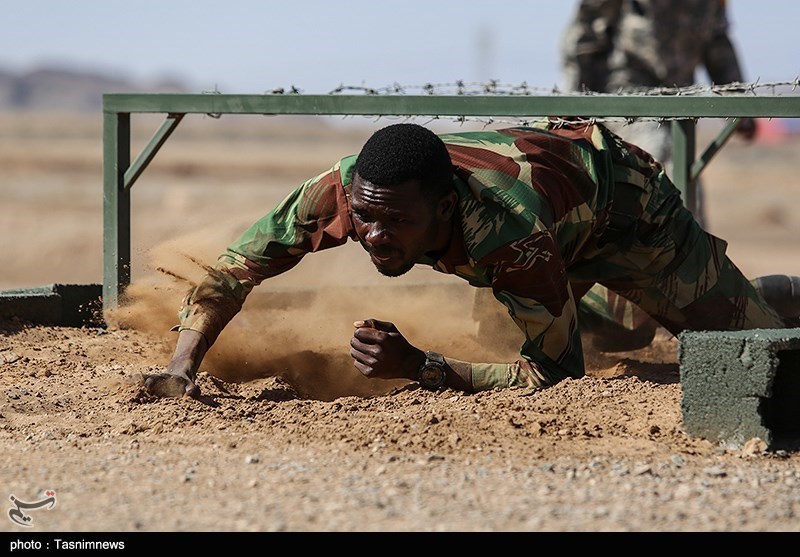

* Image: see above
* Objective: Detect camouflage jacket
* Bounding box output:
[561,0,746,92]
[176,121,649,391]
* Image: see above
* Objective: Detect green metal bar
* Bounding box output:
[123,113,184,191]
[102,112,131,313]
[691,118,741,182]
[103,93,800,118]
[672,120,697,216]
[100,93,800,311]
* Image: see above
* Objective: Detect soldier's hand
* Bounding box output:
[144,359,201,398]
[736,117,758,142]
[350,318,425,381]
[145,329,207,398]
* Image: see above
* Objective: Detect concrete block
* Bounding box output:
[679,328,800,449]
[0,283,103,327]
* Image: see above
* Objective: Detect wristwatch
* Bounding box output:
[417,351,446,391]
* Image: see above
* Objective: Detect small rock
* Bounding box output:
[181,467,196,482]
[742,437,768,456]
[416,454,445,465]
[633,465,652,476]
[245,455,260,464]
[0,352,21,364]
[703,466,727,477]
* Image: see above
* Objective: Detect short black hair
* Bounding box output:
[354,123,454,200]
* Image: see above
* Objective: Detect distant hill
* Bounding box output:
[0,65,189,111]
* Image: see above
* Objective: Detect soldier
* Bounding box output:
[560,0,757,215]
[556,0,760,350]
[144,122,799,398]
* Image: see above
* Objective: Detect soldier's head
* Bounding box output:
[351,124,458,277]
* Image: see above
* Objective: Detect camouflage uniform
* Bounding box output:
[558,0,751,347]
[562,0,745,92]
[175,121,784,391]
[560,0,747,200]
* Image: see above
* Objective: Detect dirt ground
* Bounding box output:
[2,111,800,533]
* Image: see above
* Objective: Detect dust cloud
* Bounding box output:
[106,226,525,401]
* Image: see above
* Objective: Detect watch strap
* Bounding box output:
[422,350,445,369]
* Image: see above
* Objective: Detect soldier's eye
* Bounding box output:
[353,211,372,223]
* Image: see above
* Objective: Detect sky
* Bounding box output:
[2,0,798,94]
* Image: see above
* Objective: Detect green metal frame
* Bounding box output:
[102,93,800,311]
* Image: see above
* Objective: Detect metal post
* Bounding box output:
[672,119,697,217]
[102,111,131,313]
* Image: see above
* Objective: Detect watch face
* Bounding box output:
[419,365,445,390]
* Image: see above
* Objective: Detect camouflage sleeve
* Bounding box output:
[498,235,584,387]
[466,231,585,392]
[702,0,745,85]
[561,0,622,92]
[442,357,554,392]
[456,289,582,393]
[173,160,356,345]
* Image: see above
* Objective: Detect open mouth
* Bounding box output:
[366,248,414,277]
[369,247,401,262]
[370,251,395,262]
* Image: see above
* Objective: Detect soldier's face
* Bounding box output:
[350,174,454,277]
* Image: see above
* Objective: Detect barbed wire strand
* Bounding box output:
[201,78,800,126]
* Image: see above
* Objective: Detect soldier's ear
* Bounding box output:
[436,190,458,221]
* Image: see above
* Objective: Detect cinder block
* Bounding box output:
[679,328,800,449]
[0,283,103,327]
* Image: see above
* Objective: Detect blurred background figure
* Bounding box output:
[482,0,763,354]
[560,0,757,227]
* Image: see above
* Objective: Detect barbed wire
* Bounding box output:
[320,78,800,97]
[203,78,800,127]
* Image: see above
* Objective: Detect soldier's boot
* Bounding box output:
[751,274,800,327]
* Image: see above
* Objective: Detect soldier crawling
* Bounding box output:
[144,121,800,397]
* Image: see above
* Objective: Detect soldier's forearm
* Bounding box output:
[167,329,209,379]
[441,358,474,392]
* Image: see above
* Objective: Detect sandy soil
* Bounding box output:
[2,111,800,533]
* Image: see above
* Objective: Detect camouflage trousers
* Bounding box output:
[572,126,786,350]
